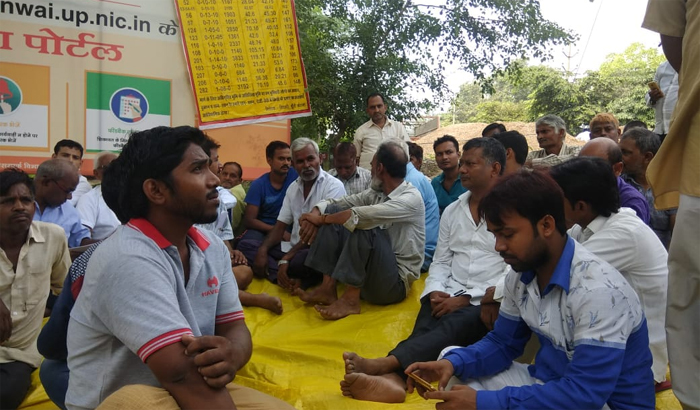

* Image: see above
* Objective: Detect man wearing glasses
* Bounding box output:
[33,159,93,248]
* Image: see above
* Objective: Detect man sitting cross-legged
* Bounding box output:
[252,138,345,289]
[550,156,670,391]
[340,137,510,403]
[65,126,293,410]
[293,139,425,320]
[405,171,654,410]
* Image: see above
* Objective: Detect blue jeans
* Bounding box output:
[40,359,69,410]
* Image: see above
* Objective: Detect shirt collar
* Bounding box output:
[387,180,410,200]
[27,221,46,244]
[127,218,210,251]
[583,214,610,237]
[519,235,576,295]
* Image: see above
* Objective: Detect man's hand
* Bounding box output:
[252,249,268,278]
[649,88,664,104]
[231,250,248,267]
[480,286,500,330]
[277,262,293,291]
[282,231,291,242]
[298,217,320,245]
[405,359,454,395]
[0,299,12,343]
[432,295,471,318]
[429,291,450,312]
[181,334,239,389]
[424,385,478,410]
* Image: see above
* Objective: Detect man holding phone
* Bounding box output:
[646,60,678,142]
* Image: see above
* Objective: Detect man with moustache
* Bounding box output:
[219,162,246,236]
[52,140,92,206]
[252,138,345,289]
[431,135,466,215]
[339,138,509,404]
[526,115,581,168]
[236,141,297,270]
[405,171,653,410]
[65,126,293,410]
[0,169,70,409]
[353,93,411,170]
[293,140,425,320]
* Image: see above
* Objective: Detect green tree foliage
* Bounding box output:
[292,0,573,148]
[444,43,665,134]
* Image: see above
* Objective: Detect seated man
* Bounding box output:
[526,114,581,168]
[328,142,371,195]
[76,152,120,240]
[406,171,654,410]
[236,141,297,268]
[620,128,677,248]
[589,112,622,142]
[340,138,509,403]
[52,139,92,206]
[293,140,425,320]
[65,126,293,410]
[579,137,650,223]
[550,157,669,390]
[0,169,70,410]
[431,135,467,214]
[407,142,424,171]
[33,159,93,247]
[492,131,528,176]
[195,139,282,314]
[219,161,247,237]
[481,122,506,138]
[252,138,345,288]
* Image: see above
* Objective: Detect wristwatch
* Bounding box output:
[277,259,289,266]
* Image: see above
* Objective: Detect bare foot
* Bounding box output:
[239,291,283,314]
[343,352,399,375]
[315,297,360,320]
[293,286,337,305]
[340,373,406,403]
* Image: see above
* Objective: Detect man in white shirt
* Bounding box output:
[76,152,120,240]
[353,93,410,170]
[646,60,678,141]
[252,138,345,289]
[339,137,509,403]
[550,156,669,390]
[52,140,92,206]
[294,140,424,321]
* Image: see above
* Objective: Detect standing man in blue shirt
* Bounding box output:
[431,135,466,215]
[406,171,654,410]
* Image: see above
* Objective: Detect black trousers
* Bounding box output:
[0,361,34,410]
[389,295,488,371]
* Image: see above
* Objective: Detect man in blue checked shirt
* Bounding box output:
[406,170,654,410]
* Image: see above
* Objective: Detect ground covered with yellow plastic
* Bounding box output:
[20,275,680,410]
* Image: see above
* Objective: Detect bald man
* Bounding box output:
[579,138,650,224]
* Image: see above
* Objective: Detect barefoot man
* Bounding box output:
[340,137,510,403]
[294,139,425,320]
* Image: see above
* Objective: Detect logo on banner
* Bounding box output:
[0,76,22,116]
[110,88,148,123]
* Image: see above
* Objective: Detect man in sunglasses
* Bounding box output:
[33,159,94,248]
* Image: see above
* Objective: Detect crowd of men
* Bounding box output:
[1,2,698,407]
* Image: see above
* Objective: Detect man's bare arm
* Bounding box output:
[661,34,683,73]
[145,342,236,409]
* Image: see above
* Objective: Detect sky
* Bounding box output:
[440,0,662,99]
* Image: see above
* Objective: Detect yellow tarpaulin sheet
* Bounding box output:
[20,275,681,410]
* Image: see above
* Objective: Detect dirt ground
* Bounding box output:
[414,122,584,178]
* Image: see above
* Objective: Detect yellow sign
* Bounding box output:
[176,0,312,129]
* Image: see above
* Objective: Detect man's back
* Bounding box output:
[66,221,243,410]
[34,201,90,247]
